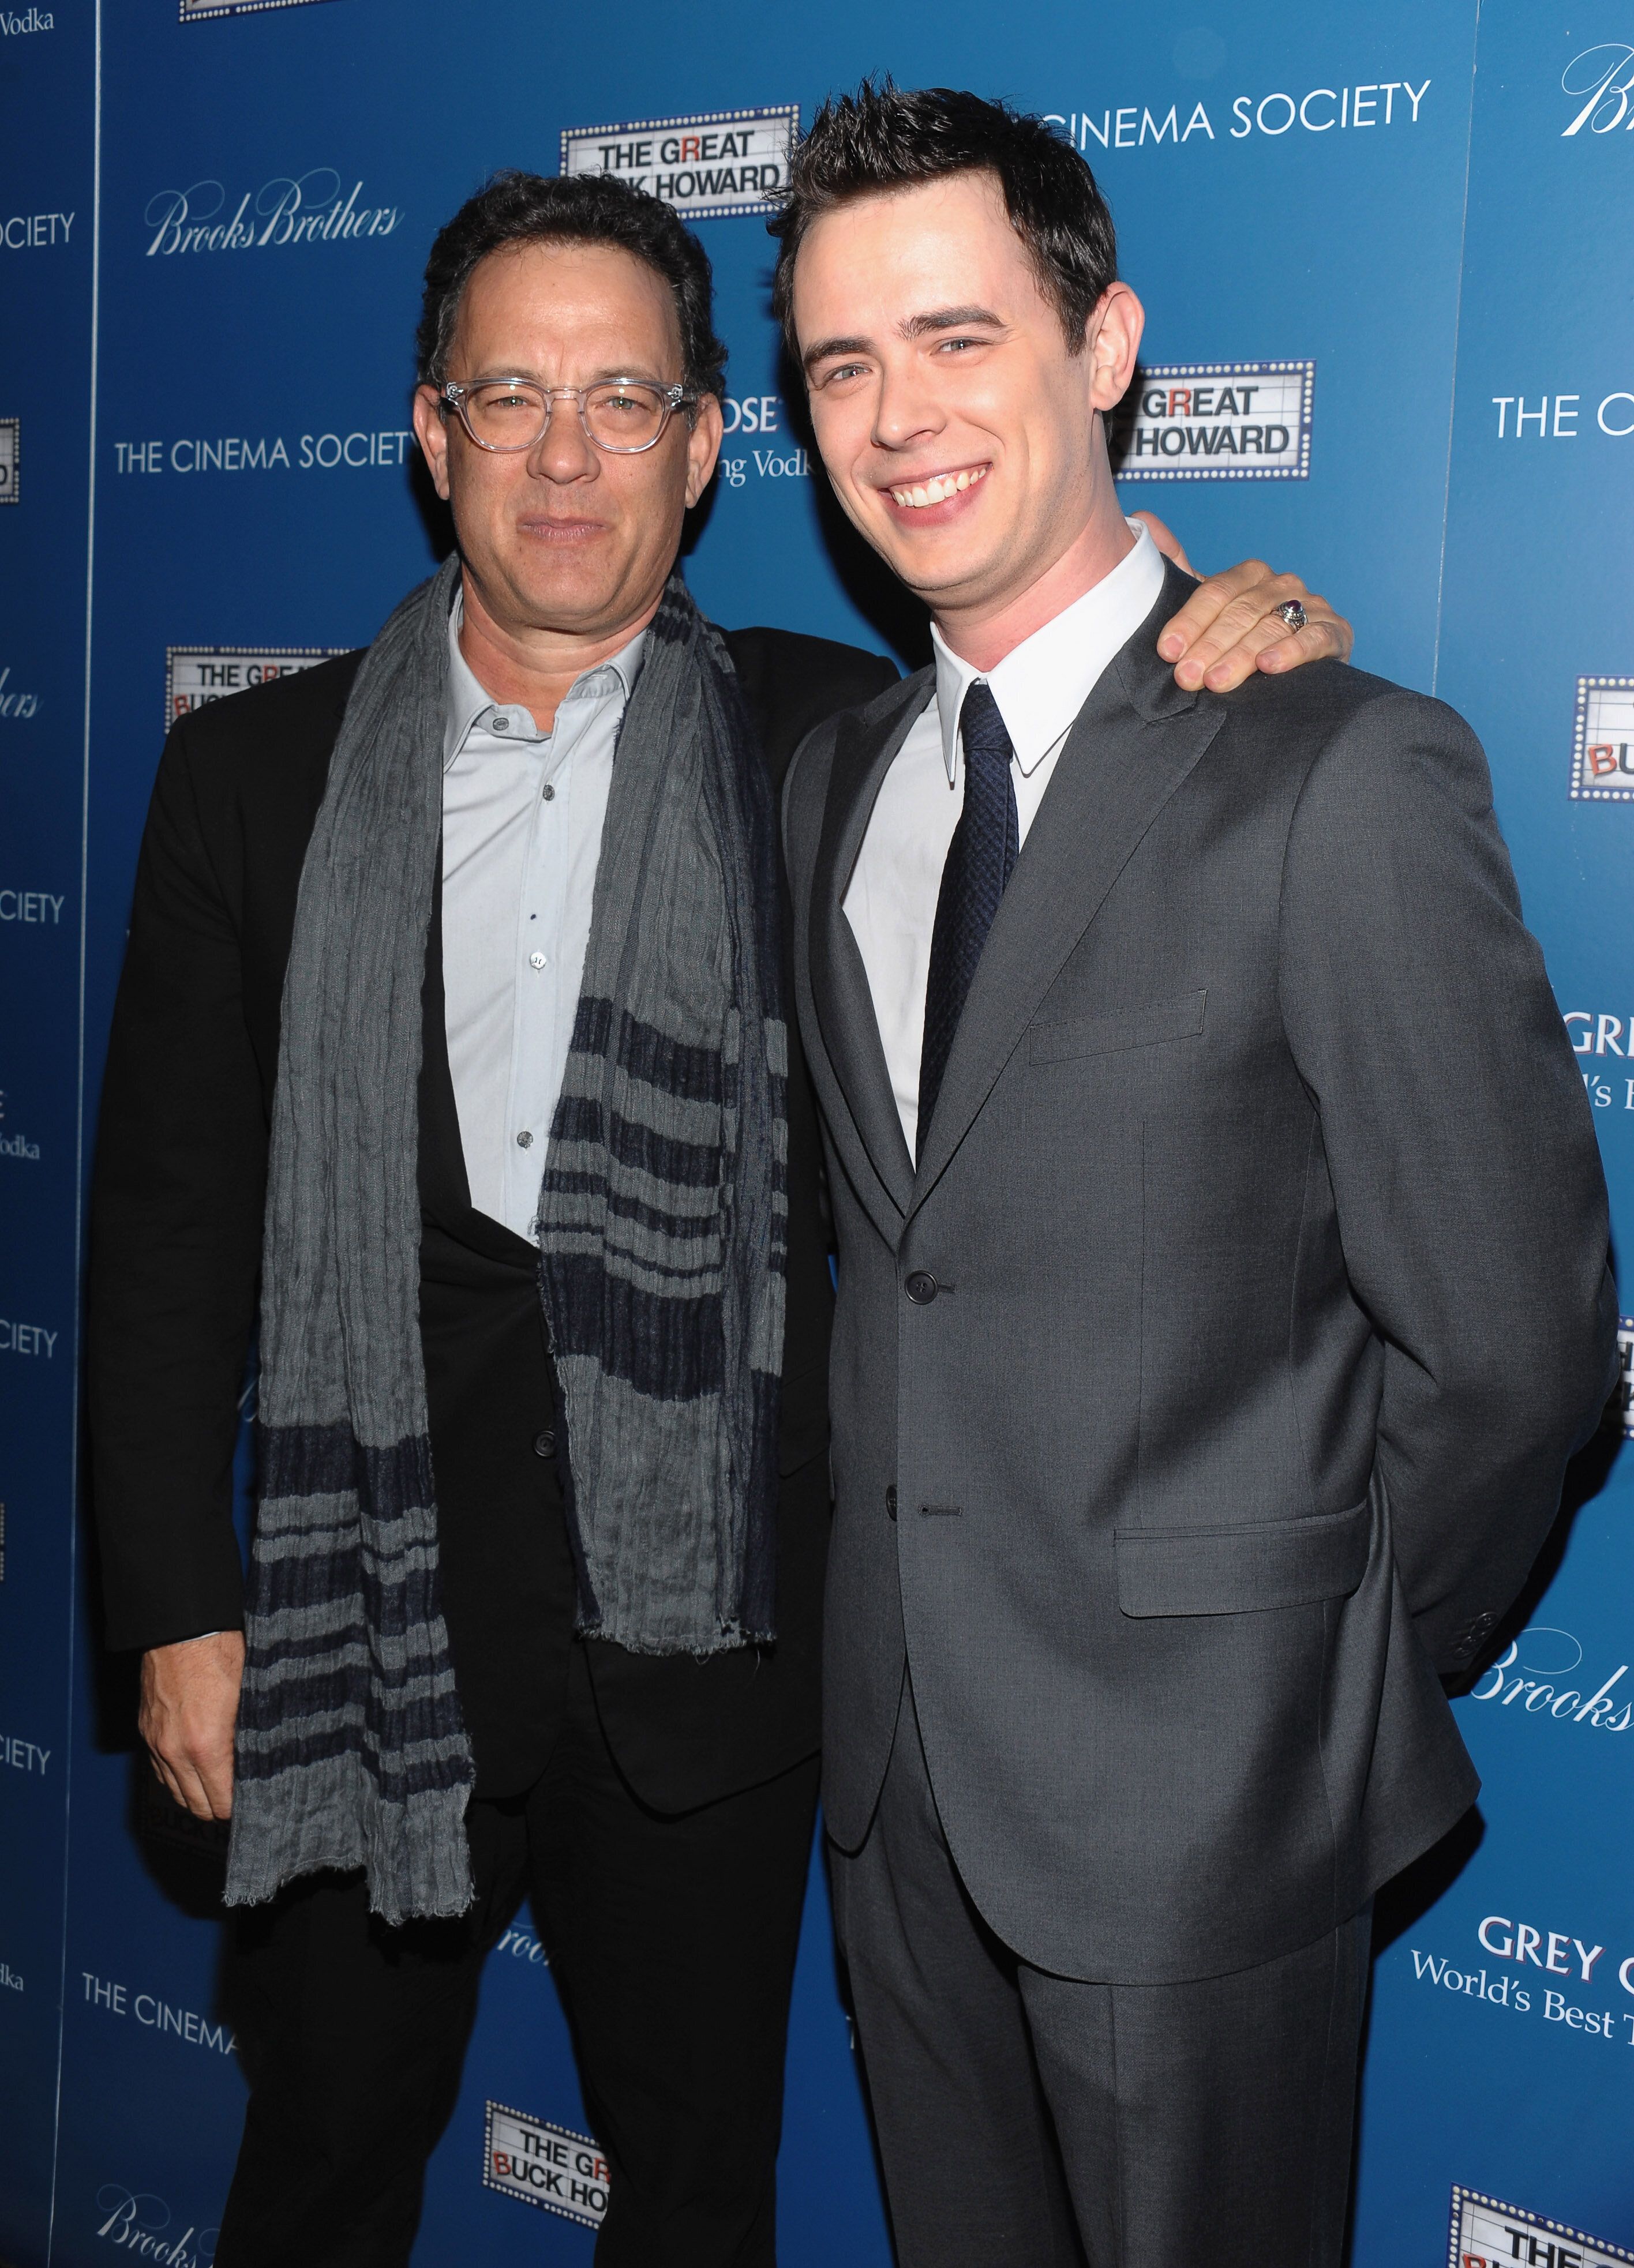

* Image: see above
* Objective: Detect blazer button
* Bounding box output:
[904,1271,939,1305]
[885,1485,898,1521]
[533,1430,556,1458]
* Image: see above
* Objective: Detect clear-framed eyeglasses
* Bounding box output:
[440,377,695,456]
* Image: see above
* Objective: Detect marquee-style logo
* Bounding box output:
[143,172,400,256]
[561,106,799,221]
[1618,1319,1634,1439]
[484,2102,609,2228]
[166,646,348,729]
[1452,2188,1634,2267]
[1111,361,1313,482]
[1,417,18,502]
[1571,677,1634,801]
[180,0,334,18]
[1562,45,1634,137]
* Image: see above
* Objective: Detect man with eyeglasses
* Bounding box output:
[89,168,1350,2266]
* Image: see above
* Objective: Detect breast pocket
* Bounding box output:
[1028,989,1206,1065]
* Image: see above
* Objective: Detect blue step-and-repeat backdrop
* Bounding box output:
[2,4,1632,2264]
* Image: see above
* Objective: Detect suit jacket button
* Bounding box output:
[885,1485,898,1521]
[904,1271,939,1305]
[533,1430,556,1458]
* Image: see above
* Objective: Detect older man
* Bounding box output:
[89,166,1347,2267]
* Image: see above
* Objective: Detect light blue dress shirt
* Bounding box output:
[441,595,645,1237]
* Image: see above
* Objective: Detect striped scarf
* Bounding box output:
[224,558,786,1924]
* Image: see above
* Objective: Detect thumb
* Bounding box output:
[1131,510,1194,576]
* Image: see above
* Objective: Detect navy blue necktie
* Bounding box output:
[917,679,1020,1159]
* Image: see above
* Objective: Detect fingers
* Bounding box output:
[1161,566,1354,692]
[1129,509,1194,576]
[138,1633,243,1820]
[1156,556,1272,665]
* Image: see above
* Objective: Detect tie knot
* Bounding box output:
[960,679,1013,777]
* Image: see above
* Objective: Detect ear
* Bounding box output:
[1084,283,1145,414]
[684,391,724,508]
[412,383,453,503]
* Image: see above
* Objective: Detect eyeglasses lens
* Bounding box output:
[462,381,669,453]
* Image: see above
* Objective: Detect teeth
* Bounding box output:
[890,465,987,509]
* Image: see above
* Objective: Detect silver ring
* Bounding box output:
[1275,600,1307,633]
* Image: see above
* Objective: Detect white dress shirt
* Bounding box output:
[842,519,1166,1156]
[441,595,644,1237]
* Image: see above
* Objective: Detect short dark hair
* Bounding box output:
[770,83,1118,360]
[416,169,728,403]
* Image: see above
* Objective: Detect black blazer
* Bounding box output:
[89,621,898,1809]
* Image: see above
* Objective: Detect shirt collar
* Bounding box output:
[443,585,647,769]
[930,518,1167,783]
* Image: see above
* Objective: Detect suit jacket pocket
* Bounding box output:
[1115,1497,1370,1617]
[1029,989,1206,1065]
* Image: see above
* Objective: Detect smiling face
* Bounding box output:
[412,237,721,648]
[792,171,1142,647]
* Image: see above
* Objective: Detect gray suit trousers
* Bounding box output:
[831,1681,1371,2268]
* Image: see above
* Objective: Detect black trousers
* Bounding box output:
[216,1644,820,2268]
[829,1683,1371,2268]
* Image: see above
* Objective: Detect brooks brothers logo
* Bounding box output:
[1,416,18,502]
[1562,46,1634,137]
[143,170,400,256]
[1110,362,1312,482]
[0,665,39,716]
[166,647,348,728]
[93,2185,217,2266]
[1452,2187,1634,2268]
[1469,1626,1633,1732]
[494,1921,550,1969]
[1571,678,1634,802]
[1047,76,1431,156]
[485,2102,610,2228]
[561,107,798,221]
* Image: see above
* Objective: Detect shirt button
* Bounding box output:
[529,951,547,970]
[533,1429,556,1458]
[491,714,510,733]
[516,1130,533,1148]
[904,1271,939,1305]
[542,783,556,802]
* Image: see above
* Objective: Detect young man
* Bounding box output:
[775,87,1618,2268]
[91,167,1347,2266]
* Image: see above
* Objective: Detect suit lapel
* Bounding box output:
[909,568,1226,1215]
[807,673,931,1227]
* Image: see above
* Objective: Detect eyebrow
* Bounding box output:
[466,365,673,389]
[801,305,1006,373]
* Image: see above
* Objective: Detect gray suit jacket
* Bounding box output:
[784,565,1617,1987]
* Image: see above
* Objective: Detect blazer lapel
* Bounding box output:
[909,568,1226,1215]
[807,672,931,1229]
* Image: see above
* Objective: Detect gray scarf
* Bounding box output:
[225,557,787,1923]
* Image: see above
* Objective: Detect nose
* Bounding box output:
[871,354,946,455]
[526,396,599,483]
